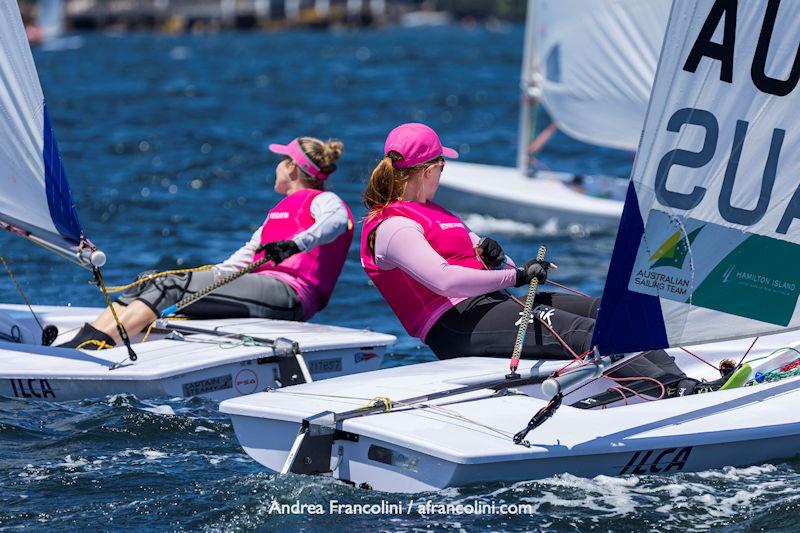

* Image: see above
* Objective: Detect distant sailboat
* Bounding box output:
[30,0,83,51]
[436,0,670,231]
[221,0,800,492]
[0,0,394,402]
[37,0,64,41]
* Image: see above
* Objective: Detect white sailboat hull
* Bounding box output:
[0,304,395,402]
[437,161,625,231]
[220,332,800,492]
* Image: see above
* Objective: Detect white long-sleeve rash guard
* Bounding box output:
[215,191,349,274]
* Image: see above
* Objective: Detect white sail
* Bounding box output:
[528,0,670,151]
[593,0,800,355]
[37,0,64,41]
[0,0,85,257]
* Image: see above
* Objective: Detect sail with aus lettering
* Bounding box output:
[592,0,800,355]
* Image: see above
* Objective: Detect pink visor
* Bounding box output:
[384,123,459,168]
[269,138,329,180]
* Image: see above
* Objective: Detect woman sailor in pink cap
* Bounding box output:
[360,123,698,394]
[62,137,354,349]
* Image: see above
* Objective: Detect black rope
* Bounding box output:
[513,392,563,446]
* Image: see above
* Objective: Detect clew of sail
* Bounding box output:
[593,0,800,356]
[527,0,671,152]
[0,0,87,261]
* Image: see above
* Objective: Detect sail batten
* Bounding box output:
[0,0,86,258]
[593,0,800,356]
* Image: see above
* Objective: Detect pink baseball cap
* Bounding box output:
[269,138,329,180]
[384,123,459,168]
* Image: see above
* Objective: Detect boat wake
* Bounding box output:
[461,213,608,239]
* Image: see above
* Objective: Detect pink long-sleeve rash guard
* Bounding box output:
[373,216,517,300]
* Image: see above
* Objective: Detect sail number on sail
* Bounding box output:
[656,0,798,231]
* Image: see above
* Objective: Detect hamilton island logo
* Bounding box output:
[722,264,736,283]
[648,226,704,269]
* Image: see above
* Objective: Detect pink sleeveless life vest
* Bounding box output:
[361,200,483,338]
[253,189,353,315]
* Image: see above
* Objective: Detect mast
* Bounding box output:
[516,0,540,173]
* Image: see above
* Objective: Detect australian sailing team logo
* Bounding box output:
[648,226,704,269]
[630,222,704,298]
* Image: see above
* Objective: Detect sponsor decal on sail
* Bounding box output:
[648,226,704,269]
[629,212,800,326]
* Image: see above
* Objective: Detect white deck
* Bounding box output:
[0,304,395,401]
[436,161,625,229]
[221,331,800,490]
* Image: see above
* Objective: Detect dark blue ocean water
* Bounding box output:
[1,27,798,532]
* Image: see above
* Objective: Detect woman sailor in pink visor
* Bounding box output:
[62,136,354,349]
[360,123,696,395]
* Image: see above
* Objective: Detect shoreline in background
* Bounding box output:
[18,0,524,33]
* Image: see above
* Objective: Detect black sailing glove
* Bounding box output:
[258,240,301,264]
[476,237,506,268]
[515,259,550,287]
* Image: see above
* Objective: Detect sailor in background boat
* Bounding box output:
[361,123,700,394]
[61,137,354,349]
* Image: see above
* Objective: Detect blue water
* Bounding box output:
[2,27,798,532]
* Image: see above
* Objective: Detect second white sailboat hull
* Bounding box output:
[437,161,625,231]
[221,333,800,492]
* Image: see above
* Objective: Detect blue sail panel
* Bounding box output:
[591,182,668,356]
[43,104,83,245]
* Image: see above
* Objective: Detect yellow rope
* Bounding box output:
[140,316,191,343]
[75,339,113,350]
[140,321,157,343]
[104,265,214,293]
[358,396,393,412]
[95,270,126,336]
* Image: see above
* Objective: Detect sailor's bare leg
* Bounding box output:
[90,303,126,333]
[92,301,157,343]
